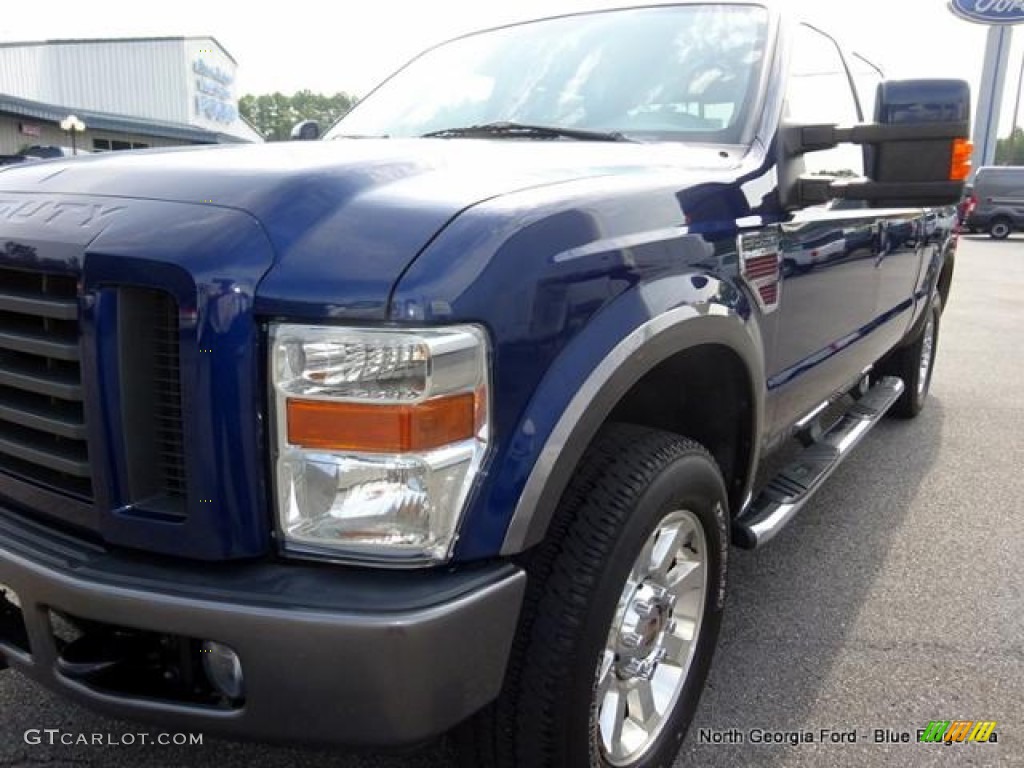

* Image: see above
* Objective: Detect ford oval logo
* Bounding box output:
[950,0,1024,24]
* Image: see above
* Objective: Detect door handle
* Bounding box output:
[874,221,890,266]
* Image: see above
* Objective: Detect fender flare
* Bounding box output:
[500,303,765,555]
[897,225,957,351]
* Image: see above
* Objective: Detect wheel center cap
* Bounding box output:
[617,582,675,673]
[637,614,663,649]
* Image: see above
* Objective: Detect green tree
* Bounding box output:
[995,128,1024,166]
[239,90,357,141]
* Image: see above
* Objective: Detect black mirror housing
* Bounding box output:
[785,79,971,209]
[290,120,321,141]
[869,79,971,191]
[875,79,970,126]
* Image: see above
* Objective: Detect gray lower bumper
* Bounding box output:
[0,508,525,746]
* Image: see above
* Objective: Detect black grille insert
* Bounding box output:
[0,266,90,499]
[118,288,186,517]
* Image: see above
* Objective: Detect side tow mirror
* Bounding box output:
[290,120,321,141]
[786,79,972,209]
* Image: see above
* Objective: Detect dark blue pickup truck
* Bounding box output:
[0,3,970,767]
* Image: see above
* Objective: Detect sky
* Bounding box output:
[1,0,1022,135]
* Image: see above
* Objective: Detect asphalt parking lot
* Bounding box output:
[1,235,1021,768]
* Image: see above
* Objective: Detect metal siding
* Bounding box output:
[0,47,45,100]
[42,40,188,124]
[0,39,256,142]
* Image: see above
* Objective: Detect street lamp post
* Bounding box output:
[59,115,86,156]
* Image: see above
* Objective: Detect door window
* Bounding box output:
[786,25,863,179]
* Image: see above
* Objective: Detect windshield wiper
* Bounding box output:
[421,121,633,142]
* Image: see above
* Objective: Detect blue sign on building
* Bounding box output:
[191,57,237,125]
[950,0,1024,25]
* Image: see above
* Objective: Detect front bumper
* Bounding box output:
[0,507,525,746]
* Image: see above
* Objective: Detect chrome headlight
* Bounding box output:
[270,324,490,566]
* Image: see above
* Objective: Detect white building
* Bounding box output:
[0,36,262,157]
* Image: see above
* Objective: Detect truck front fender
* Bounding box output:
[497,281,766,556]
[388,175,773,560]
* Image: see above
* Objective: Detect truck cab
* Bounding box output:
[0,4,969,767]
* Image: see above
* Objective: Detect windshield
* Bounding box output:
[327,4,770,144]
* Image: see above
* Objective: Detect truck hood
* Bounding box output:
[0,139,735,318]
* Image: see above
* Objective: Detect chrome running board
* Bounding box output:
[734,376,905,549]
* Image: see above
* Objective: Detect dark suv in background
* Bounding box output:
[967,166,1024,238]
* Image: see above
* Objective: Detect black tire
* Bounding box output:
[884,294,942,419]
[989,218,1012,240]
[458,424,729,768]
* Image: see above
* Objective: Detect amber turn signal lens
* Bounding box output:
[950,138,973,182]
[286,393,477,453]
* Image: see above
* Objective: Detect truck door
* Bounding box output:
[767,24,880,434]
[851,53,930,362]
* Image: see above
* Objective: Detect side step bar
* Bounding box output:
[733,376,905,549]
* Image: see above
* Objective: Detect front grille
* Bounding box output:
[0,266,90,499]
[152,294,186,499]
[118,288,186,515]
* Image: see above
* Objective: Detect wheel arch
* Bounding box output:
[500,306,765,555]
[607,343,756,513]
[937,245,955,310]
[895,232,955,354]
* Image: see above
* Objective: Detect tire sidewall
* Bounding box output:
[990,220,1011,240]
[562,451,729,768]
[908,295,942,413]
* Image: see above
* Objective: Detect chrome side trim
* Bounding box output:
[502,305,698,554]
[500,303,763,555]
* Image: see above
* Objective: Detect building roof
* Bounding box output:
[0,36,238,66]
[0,92,249,144]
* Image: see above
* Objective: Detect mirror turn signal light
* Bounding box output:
[950,138,973,182]
[286,392,478,453]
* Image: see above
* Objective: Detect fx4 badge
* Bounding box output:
[738,229,782,314]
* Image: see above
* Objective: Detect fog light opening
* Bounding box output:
[200,640,244,701]
[0,584,29,655]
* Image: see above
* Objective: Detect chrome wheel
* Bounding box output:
[917,313,936,397]
[594,510,708,766]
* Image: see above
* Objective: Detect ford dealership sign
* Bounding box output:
[950,0,1024,24]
